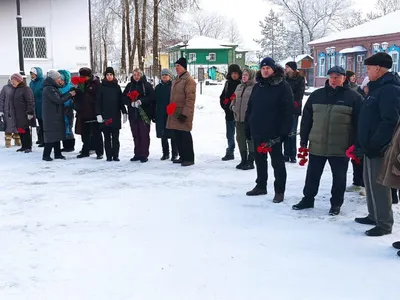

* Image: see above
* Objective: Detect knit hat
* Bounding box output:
[161,68,173,77]
[260,57,276,69]
[285,61,297,71]
[327,66,346,76]
[10,73,23,83]
[79,67,92,77]
[175,57,187,70]
[345,70,355,79]
[30,67,38,76]
[364,52,393,69]
[361,76,370,89]
[47,70,61,81]
[104,67,115,76]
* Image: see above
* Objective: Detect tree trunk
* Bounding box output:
[121,0,127,76]
[153,0,159,81]
[88,0,94,71]
[139,0,147,71]
[133,0,141,71]
[126,0,134,74]
[103,32,108,73]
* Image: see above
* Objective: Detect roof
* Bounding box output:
[278,54,313,67]
[309,10,400,45]
[339,46,367,54]
[169,36,238,50]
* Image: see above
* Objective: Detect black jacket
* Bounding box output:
[123,76,155,121]
[155,80,172,138]
[358,72,400,158]
[74,76,100,120]
[220,79,241,121]
[286,71,305,115]
[96,79,127,129]
[245,67,294,141]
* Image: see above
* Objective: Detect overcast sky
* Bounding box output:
[198,0,377,49]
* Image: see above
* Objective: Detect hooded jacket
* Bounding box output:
[29,67,44,119]
[285,71,305,115]
[220,64,242,121]
[0,81,17,133]
[231,68,256,122]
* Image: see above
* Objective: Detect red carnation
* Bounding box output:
[127,90,140,102]
[104,118,113,126]
[257,145,264,153]
[230,93,236,101]
[223,98,229,105]
[166,102,177,116]
[294,101,299,108]
[17,128,26,134]
[346,145,361,164]
[79,77,87,84]
[71,76,80,85]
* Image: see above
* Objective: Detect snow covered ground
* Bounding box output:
[0,83,399,300]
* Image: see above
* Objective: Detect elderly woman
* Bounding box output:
[0,79,21,148]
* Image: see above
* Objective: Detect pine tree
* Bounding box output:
[255,9,289,61]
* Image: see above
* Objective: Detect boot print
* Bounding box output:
[5,133,12,148]
[13,133,21,146]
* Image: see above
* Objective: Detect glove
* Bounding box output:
[27,114,34,120]
[96,115,104,123]
[300,141,308,148]
[0,112,4,117]
[123,114,128,124]
[177,114,187,123]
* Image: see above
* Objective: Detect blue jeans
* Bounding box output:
[226,120,236,154]
[284,115,299,159]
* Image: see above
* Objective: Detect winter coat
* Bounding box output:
[42,77,73,143]
[357,72,400,158]
[349,82,359,92]
[356,86,367,98]
[231,71,256,123]
[0,82,17,133]
[155,80,172,138]
[166,71,196,132]
[378,122,400,189]
[12,82,36,129]
[73,76,100,120]
[300,81,363,157]
[285,71,305,115]
[58,70,74,140]
[29,67,44,119]
[96,79,127,130]
[245,67,294,141]
[122,76,155,122]
[220,79,241,121]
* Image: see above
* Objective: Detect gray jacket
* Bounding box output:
[231,69,256,122]
[0,81,17,133]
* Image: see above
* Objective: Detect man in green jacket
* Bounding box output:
[292,66,363,215]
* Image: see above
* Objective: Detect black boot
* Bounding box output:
[246,186,267,196]
[161,154,170,160]
[392,189,399,204]
[222,152,234,161]
[292,199,314,210]
[242,152,255,170]
[236,151,247,169]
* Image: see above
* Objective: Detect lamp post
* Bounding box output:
[16,0,25,76]
[373,42,389,53]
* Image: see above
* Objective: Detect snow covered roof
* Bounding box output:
[339,46,367,54]
[309,10,400,45]
[278,54,313,67]
[169,36,238,50]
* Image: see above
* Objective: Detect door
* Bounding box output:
[347,56,354,72]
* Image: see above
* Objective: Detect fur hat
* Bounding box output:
[364,52,393,69]
[10,73,23,83]
[161,68,173,78]
[260,57,276,69]
[175,57,187,70]
[79,67,92,77]
[285,61,297,71]
[104,67,115,76]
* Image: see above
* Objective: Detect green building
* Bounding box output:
[167,36,247,80]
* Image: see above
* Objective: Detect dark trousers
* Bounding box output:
[303,154,349,207]
[174,130,194,162]
[81,119,104,156]
[37,119,44,144]
[253,140,286,193]
[351,159,364,187]
[62,139,75,150]
[43,141,61,158]
[162,137,178,157]
[284,115,299,159]
[103,127,120,159]
[392,189,399,203]
[130,119,150,158]
[20,128,32,149]
[226,120,236,154]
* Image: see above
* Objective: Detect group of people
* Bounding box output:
[0,57,196,166]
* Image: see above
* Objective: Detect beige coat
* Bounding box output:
[378,123,400,189]
[231,79,256,122]
[166,72,196,132]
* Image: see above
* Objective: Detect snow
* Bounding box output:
[169,36,237,50]
[278,54,313,67]
[0,84,399,300]
[309,10,400,45]
[339,46,368,54]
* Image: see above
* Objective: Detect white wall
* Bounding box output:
[0,0,90,77]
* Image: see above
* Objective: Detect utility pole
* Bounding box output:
[16,0,25,76]
[88,0,94,70]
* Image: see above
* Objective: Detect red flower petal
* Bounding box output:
[71,76,80,85]
[257,146,263,153]
[294,101,299,108]
[17,128,26,134]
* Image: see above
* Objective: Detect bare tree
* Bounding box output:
[376,0,400,14]
[225,19,241,44]
[190,11,228,39]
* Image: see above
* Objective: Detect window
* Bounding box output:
[319,57,326,76]
[189,53,196,61]
[329,54,336,68]
[22,27,47,58]
[209,53,216,61]
[339,55,346,69]
[391,52,399,72]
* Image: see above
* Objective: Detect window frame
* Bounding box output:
[208,53,216,61]
[319,56,326,77]
[22,26,47,59]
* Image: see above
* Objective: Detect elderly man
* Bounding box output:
[355,52,400,236]
[293,66,363,215]
[166,57,196,167]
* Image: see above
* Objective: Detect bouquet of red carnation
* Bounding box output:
[257,142,273,154]
[298,147,309,166]
[346,145,361,164]
[126,90,150,124]
[223,93,236,105]
[71,76,87,92]
[104,118,113,126]
[17,128,26,134]
[166,102,177,116]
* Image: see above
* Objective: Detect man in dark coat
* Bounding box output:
[42,70,76,161]
[284,61,305,163]
[355,52,400,236]
[220,64,242,161]
[10,73,36,153]
[74,67,104,159]
[123,68,155,163]
[292,66,363,216]
[96,67,128,162]
[245,57,294,201]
